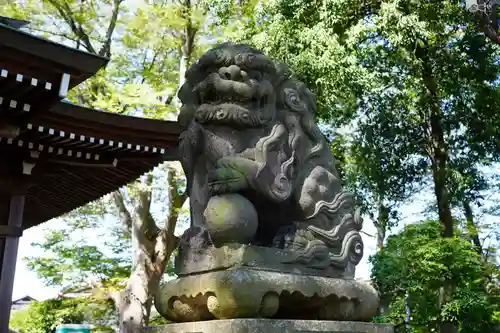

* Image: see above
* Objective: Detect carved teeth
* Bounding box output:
[198,93,261,106]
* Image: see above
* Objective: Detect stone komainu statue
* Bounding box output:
[154,43,379,324]
[176,43,363,274]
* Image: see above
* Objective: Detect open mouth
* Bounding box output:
[192,70,274,107]
[197,87,269,110]
[198,98,266,113]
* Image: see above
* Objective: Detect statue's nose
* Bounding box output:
[219,65,243,81]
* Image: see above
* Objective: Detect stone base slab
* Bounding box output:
[175,244,352,278]
[144,319,394,333]
[154,268,379,322]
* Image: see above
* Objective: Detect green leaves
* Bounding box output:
[370,220,498,331]
[10,297,115,333]
[24,218,131,290]
[232,0,369,121]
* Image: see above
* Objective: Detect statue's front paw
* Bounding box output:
[208,168,248,194]
[284,228,315,251]
[237,148,256,160]
[272,223,314,251]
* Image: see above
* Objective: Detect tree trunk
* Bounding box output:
[463,200,482,255]
[374,202,389,315]
[115,228,170,333]
[115,255,158,332]
[428,101,457,333]
[419,52,454,237]
[111,166,185,332]
[472,0,500,45]
[428,131,454,238]
[375,202,389,251]
[418,45,457,333]
[404,292,411,332]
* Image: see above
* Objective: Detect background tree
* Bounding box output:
[344,102,426,251]
[1,0,251,331]
[233,2,500,332]
[370,220,498,333]
[9,296,115,333]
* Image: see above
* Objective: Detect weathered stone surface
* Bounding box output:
[155,268,379,322]
[144,319,394,333]
[175,244,353,279]
[203,194,258,246]
[177,42,365,273]
[155,43,381,325]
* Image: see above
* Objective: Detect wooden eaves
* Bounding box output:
[0,17,183,331]
[0,18,182,229]
[2,100,182,230]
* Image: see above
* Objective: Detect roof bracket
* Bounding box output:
[22,151,40,175]
[59,73,70,97]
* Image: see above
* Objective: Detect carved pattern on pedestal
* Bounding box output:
[155,269,379,323]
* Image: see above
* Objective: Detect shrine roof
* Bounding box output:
[0,19,182,230]
[0,101,182,230]
[0,18,108,88]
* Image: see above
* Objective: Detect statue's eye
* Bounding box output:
[242,114,249,120]
[284,88,300,105]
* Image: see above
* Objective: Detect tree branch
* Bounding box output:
[46,0,97,54]
[473,6,500,45]
[164,165,188,232]
[134,173,160,238]
[480,21,500,44]
[98,0,123,57]
[28,26,78,43]
[361,230,375,238]
[112,190,133,235]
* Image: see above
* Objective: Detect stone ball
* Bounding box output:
[203,193,258,246]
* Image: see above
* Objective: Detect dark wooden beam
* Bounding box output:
[0,195,25,333]
[46,156,118,168]
[0,17,29,30]
[0,226,22,237]
[37,101,182,146]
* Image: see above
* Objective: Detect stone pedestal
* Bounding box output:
[155,267,379,322]
[144,319,394,333]
[155,243,379,323]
